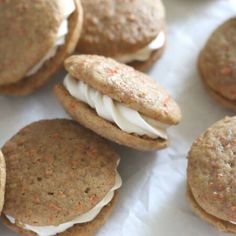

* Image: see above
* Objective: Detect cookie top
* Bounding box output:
[187,116,236,222]
[2,119,119,226]
[65,55,181,125]
[0,151,6,214]
[199,18,236,100]
[0,0,69,86]
[77,0,165,57]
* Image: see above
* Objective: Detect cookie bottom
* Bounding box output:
[2,192,119,236]
[0,0,83,96]
[129,44,165,72]
[186,185,236,233]
[54,84,168,151]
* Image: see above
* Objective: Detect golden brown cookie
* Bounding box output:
[187,116,236,233]
[54,55,181,151]
[0,150,6,214]
[77,0,166,71]
[198,18,236,111]
[1,119,121,235]
[0,0,83,96]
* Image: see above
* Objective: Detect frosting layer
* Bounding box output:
[64,75,168,139]
[26,0,75,76]
[6,172,122,236]
[115,31,165,63]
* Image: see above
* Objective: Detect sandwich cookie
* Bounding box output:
[187,116,236,233]
[54,55,182,151]
[0,151,6,214]
[198,18,236,111]
[76,0,166,71]
[0,0,83,96]
[1,119,122,236]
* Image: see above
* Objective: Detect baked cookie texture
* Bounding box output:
[1,119,120,235]
[199,18,236,111]
[187,116,236,233]
[77,0,166,71]
[54,55,181,151]
[0,0,83,95]
[0,151,6,214]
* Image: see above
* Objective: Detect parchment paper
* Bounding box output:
[0,0,236,235]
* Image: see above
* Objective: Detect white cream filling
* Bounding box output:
[26,0,75,76]
[64,75,169,139]
[115,31,165,63]
[6,171,122,236]
[230,221,236,224]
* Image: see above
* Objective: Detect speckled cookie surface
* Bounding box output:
[64,55,181,125]
[0,151,6,214]
[54,85,168,151]
[199,18,236,106]
[0,0,83,96]
[77,0,165,57]
[187,116,236,222]
[2,119,119,226]
[187,185,236,233]
[2,192,119,236]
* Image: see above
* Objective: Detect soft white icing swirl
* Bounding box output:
[64,75,168,139]
[6,172,122,236]
[26,0,75,76]
[115,31,165,63]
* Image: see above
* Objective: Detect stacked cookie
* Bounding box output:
[187,117,236,233]
[54,55,181,151]
[77,0,166,71]
[1,120,122,236]
[0,0,83,95]
[198,18,236,112]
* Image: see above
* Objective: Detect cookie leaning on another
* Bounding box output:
[0,0,83,96]
[77,0,166,71]
[187,116,236,233]
[198,18,236,111]
[1,119,122,236]
[54,55,181,151]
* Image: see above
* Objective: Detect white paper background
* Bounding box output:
[0,0,236,235]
